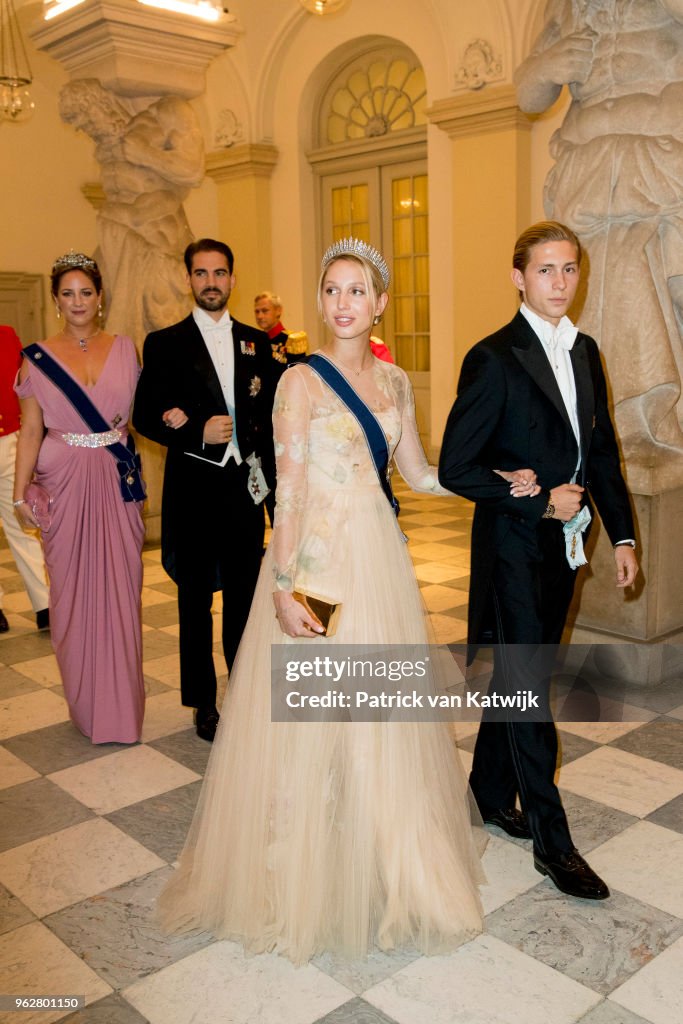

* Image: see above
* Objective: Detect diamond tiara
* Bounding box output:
[51,251,98,274]
[321,237,390,290]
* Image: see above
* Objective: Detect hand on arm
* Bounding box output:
[494,468,540,497]
[439,346,547,521]
[162,407,188,429]
[614,545,639,588]
[134,337,200,448]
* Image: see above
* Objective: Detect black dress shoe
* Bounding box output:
[194,707,220,742]
[481,807,532,839]
[534,848,610,900]
[36,608,50,630]
[0,608,8,633]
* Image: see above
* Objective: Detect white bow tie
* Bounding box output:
[547,321,578,352]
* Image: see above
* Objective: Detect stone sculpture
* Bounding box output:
[59,79,205,350]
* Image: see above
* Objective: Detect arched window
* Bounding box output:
[310,45,431,443]
[322,55,427,145]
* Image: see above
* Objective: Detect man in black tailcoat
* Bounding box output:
[439,221,638,898]
[134,239,275,741]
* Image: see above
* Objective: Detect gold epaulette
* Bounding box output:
[286,331,309,356]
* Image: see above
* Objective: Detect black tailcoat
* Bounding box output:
[439,311,635,855]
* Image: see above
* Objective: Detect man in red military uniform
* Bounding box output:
[0,325,49,631]
[253,291,308,375]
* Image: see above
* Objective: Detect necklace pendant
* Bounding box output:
[79,338,88,352]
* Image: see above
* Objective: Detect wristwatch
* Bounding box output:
[542,500,555,519]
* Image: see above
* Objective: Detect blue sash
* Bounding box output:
[23,344,146,503]
[307,353,399,517]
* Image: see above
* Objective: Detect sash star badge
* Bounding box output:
[249,375,262,397]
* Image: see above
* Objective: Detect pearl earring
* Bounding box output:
[55,305,61,320]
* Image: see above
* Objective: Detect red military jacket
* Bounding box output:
[0,325,23,437]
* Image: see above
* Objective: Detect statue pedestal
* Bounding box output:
[567,473,683,688]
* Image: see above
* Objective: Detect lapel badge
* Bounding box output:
[249,375,262,397]
[240,340,256,356]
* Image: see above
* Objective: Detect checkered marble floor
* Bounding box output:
[0,481,682,1024]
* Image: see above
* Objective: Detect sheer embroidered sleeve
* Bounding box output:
[391,367,450,495]
[271,366,311,592]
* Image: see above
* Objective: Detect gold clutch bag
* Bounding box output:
[292,590,342,637]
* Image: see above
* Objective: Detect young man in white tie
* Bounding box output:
[439,221,638,899]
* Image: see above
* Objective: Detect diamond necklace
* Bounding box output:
[63,329,101,352]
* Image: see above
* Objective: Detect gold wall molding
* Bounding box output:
[426,84,533,139]
[205,144,279,183]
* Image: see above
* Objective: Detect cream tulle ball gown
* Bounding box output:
[157,359,486,964]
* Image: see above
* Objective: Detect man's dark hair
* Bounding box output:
[184,238,234,274]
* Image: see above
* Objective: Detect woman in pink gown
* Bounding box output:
[13,253,145,744]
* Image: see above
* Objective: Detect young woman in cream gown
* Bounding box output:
[158,239,490,964]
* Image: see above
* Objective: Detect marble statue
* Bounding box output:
[515,0,683,477]
[59,79,205,349]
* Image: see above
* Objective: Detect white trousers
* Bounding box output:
[0,432,49,612]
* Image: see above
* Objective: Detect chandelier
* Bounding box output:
[0,0,34,122]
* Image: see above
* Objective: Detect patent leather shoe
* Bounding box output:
[534,848,610,900]
[0,608,8,633]
[482,807,532,839]
[36,608,50,630]
[194,707,220,742]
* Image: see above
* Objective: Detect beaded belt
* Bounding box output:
[61,429,122,448]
